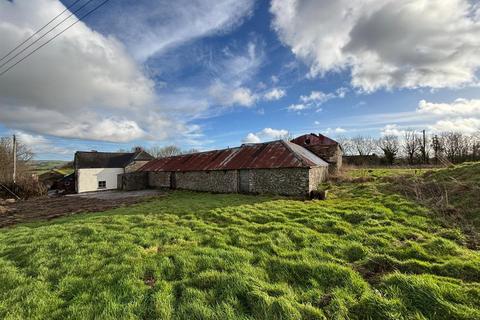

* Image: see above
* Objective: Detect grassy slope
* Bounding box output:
[30,160,73,175]
[0,170,479,319]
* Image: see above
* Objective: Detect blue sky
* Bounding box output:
[1,0,480,160]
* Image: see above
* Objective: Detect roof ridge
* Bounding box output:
[280,140,310,167]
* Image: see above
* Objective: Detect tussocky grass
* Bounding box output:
[0,168,479,319]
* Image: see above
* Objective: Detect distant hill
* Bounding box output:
[31,160,74,175]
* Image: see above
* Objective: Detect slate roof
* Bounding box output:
[74,151,154,169]
[139,140,328,172]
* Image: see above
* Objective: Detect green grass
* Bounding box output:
[1,167,479,319]
[30,160,73,175]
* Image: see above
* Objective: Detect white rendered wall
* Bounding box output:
[77,168,124,193]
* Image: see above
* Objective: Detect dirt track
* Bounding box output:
[0,190,165,228]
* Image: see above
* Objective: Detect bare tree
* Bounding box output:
[0,136,34,182]
[351,136,376,156]
[403,130,420,165]
[377,135,399,165]
[148,145,182,158]
[336,136,354,156]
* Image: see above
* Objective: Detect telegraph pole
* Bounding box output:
[12,134,16,184]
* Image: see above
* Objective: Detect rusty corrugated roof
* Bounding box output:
[139,140,328,172]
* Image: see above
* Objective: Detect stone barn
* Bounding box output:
[291,133,343,173]
[120,139,330,196]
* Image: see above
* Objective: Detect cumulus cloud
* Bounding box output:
[242,128,289,143]
[264,88,286,101]
[417,99,480,117]
[208,82,257,107]
[15,131,72,155]
[416,99,480,134]
[0,0,157,142]
[381,124,406,136]
[270,0,480,92]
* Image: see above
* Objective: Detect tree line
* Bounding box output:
[337,130,480,165]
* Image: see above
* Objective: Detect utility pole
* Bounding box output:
[12,134,16,184]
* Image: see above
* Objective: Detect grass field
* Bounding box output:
[0,165,479,319]
[30,160,73,175]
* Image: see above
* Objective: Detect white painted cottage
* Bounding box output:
[73,149,154,193]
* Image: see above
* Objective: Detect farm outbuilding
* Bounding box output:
[119,136,340,196]
[74,148,154,193]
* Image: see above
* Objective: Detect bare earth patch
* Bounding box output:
[0,190,165,227]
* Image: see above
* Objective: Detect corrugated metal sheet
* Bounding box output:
[140,140,328,172]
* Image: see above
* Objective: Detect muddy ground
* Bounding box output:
[0,190,165,228]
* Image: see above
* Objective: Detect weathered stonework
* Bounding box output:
[117,172,148,191]
[175,170,238,193]
[149,172,171,188]
[246,168,309,196]
[309,167,327,191]
[119,167,328,196]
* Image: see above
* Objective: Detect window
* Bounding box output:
[98,181,106,189]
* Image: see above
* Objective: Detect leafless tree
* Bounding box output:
[351,136,376,156]
[377,135,399,165]
[0,136,34,182]
[403,130,420,165]
[336,136,354,156]
[148,145,183,158]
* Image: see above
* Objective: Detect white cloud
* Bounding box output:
[416,99,480,134]
[288,103,308,111]
[243,132,262,143]
[429,118,480,134]
[381,124,406,136]
[300,91,333,105]
[270,0,480,92]
[206,41,263,108]
[242,128,289,143]
[289,87,347,112]
[325,127,347,134]
[417,99,480,117]
[93,0,254,61]
[264,88,286,101]
[208,82,257,107]
[0,0,158,142]
[15,131,71,155]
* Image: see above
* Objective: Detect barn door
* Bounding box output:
[238,170,250,193]
[170,172,176,189]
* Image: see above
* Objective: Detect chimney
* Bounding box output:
[134,146,143,153]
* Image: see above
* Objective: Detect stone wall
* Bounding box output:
[175,170,238,193]
[309,166,328,192]
[149,171,171,188]
[117,172,148,191]
[248,168,312,196]
[306,144,342,173]
[119,167,328,196]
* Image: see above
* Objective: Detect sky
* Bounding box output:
[0,0,480,160]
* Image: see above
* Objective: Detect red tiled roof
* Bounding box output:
[139,140,328,172]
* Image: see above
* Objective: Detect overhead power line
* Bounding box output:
[0,0,84,63]
[0,0,113,77]
[0,0,97,71]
